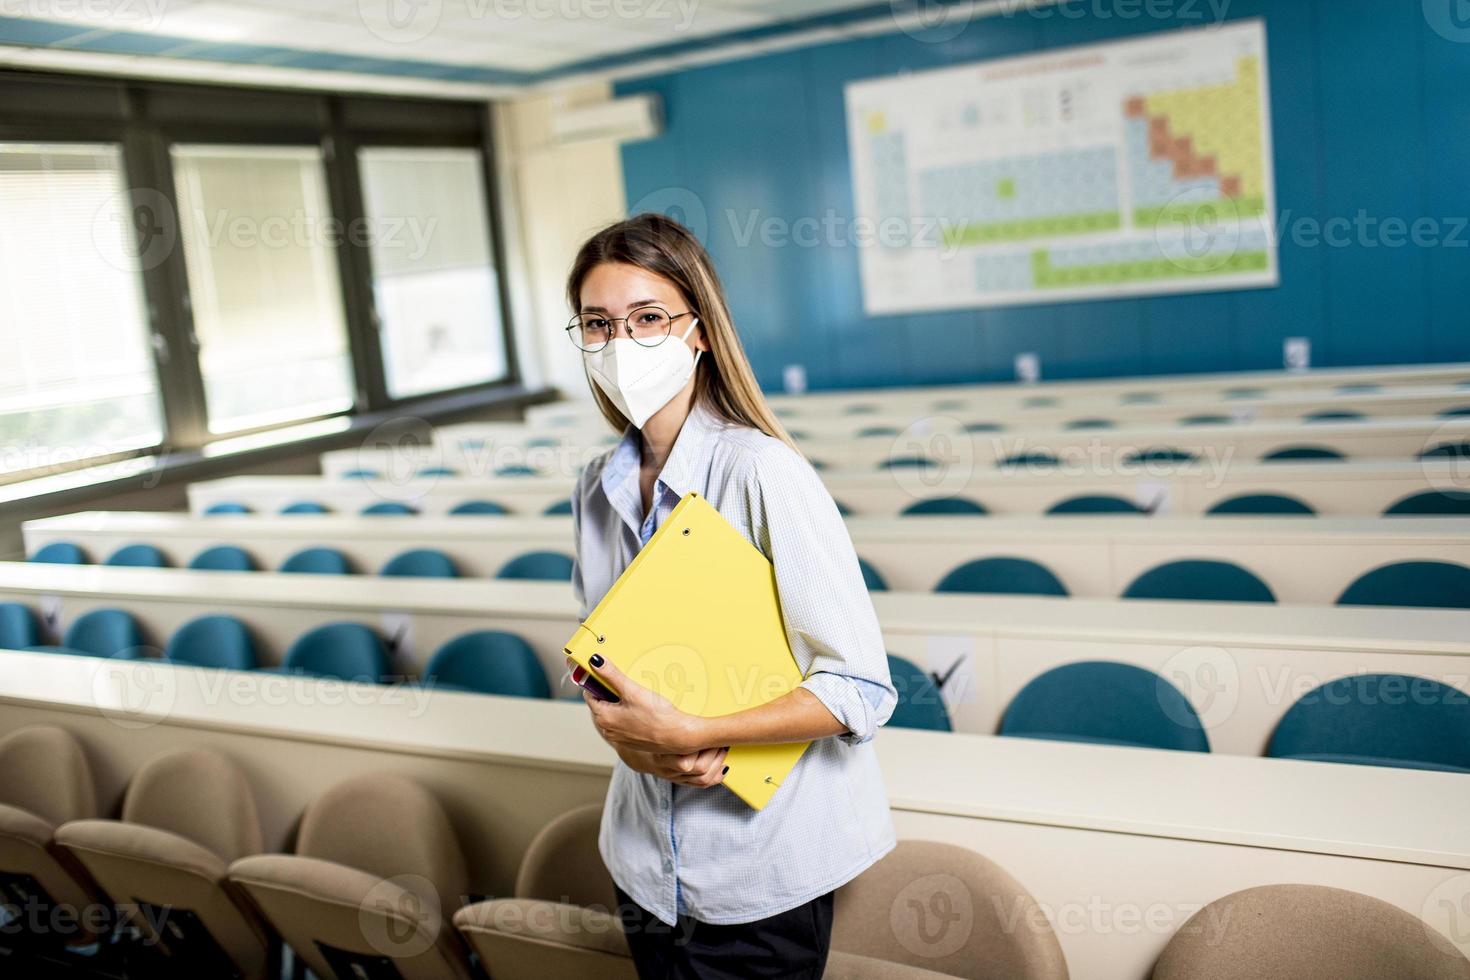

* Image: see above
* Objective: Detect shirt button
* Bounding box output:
[662,859,674,874]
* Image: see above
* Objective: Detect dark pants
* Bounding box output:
[615,885,835,980]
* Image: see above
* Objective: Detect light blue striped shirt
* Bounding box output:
[570,399,898,926]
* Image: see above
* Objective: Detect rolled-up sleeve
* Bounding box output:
[740,444,897,745]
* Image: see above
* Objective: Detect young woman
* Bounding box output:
[564,213,897,979]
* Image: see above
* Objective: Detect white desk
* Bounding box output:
[188,460,1469,519]
[0,649,1465,980]
[25,511,1470,604]
[320,415,1470,478]
[2,563,1468,757]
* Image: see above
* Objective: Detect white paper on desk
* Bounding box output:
[39,594,62,644]
[379,611,414,669]
[1134,479,1171,515]
[923,634,976,706]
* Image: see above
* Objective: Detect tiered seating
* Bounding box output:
[7,364,1470,977]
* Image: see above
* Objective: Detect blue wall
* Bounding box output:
[616,1,1470,391]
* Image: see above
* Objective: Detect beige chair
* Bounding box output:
[55,748,276,979]
[830,840,1069,980]
[454,807,1005,980]
[0,725,110,954]
[227,772,478,980]
[1152,883,1470,980]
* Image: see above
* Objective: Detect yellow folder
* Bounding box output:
[564,492,809,810]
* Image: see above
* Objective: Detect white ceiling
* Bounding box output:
[1,0,905,77]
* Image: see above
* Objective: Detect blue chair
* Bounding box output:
[1047,495,1144,516]
[1261,446,1345,463]
[279,547,354,575]
[1121,392,1158,404]
[808,459,827,471]
[1384,491,1470,516]
[63,608,145,658]
[0,603,39,649]
[543,499,574,516]
[935,557,1068,597]
[1335,383,1380,395]
[886,654,951,732]
[1304,411,1364,423]
[1223,387,1265,400]
[380,549,460,579]
[495,464,538,477]
[1021,396,1057,409]
[1123,560,1275,603]
[1267,674,1470,773]
[844,404,878,415]
[423,631,551,698]
[278,623,388,683]
[361,502,418,516]
[901,497,987,516]
[858,559,888,592]
[524,437,560,449]
[203,502,251,515]
[962,422,1003,433]
[1000,661,1209,752]
[1420,440,1470,460]
[1336,561,1470,610]
[416,467,458,478]
[1180,415,1230,426]
[104,543,169,568]
[1206,494,1315,516]
[497,551,575,581]
[188,545,257,572]
[280,501,330,515]
[1125,448,1197,464]
[30,541,89,564]
[165,614,257,670]
[1063,418,1114,430]
[833,500,852,517]
[932,400,968,412]
[857,426,901,438]
[450,500,508,516]
[341,468,381,479]
[1439,406,1470,418]
[998,452,1058,468]
[880,456,935,470]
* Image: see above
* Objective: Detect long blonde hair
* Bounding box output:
[565,213,799,452]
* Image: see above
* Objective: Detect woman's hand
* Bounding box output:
[571,654,709,756]
[615,745,730,788]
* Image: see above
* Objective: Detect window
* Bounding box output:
[358,147,508,399]
[0,143,163,477]
[172,144,355,434]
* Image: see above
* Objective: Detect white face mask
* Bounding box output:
[584,318,702,428]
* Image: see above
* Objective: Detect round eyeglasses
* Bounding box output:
[565,307,696,353]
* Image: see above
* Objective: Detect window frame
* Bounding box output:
[0,70,522,487]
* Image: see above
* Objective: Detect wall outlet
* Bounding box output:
[1284,337,1311,372]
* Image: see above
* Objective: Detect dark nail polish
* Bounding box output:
[590,654,604,668]
[721,766,729,775]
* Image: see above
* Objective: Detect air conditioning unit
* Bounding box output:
[550,93,663,146]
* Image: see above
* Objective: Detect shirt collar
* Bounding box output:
[599,400,723,531]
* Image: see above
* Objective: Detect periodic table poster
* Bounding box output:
[845,20,1278,315]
